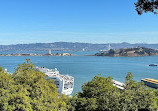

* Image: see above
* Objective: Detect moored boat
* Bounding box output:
[149,64,157,66]
[141,78,158,89]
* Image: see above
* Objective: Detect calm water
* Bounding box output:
[0,51,158,94]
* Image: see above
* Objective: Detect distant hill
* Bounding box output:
[95,47,158,57]
[1,42,158,51]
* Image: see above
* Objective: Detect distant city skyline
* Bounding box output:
[0,0,158,45]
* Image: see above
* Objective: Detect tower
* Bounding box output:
[107,44,111,51]
[48,49,52,55]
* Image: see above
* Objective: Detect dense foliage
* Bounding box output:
[0,59,70,111]
[70,73,158,111]
[135,0,158,15]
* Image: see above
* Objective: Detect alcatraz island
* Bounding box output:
[95,47,158,57]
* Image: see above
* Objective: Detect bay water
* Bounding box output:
[0,51,158,94]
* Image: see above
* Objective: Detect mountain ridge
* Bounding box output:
[0,42,158,51]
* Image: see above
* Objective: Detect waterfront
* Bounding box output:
[1,51,158,94]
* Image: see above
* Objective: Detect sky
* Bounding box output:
[0,0,158,45]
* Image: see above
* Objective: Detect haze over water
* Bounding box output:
[0,51,158,94]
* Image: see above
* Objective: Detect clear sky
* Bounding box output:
[0,0,158,45]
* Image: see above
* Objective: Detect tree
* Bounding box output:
[70,73,158,111]
[0,66,3,72]
[135,0,158,15]
[0,67,32,111]
[70,76,121,111]
[120,72,157,111]
[0,59,70,111]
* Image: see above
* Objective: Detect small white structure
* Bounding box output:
[113,80,124,90]
[107,44,112,51]
[48,49,52,55]
[62,53,71,56]
[35,66,74,95]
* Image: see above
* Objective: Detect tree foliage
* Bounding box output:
[135,0,158,15]
[0,59,70,111]
[70,73,158,111]
[70,76,121,111]
[121,72,157,111]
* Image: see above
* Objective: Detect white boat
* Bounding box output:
[35,66,74,95]
[113,80,124,90]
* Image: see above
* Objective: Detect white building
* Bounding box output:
[48,49,52,55]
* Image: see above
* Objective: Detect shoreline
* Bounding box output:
[1,54,158,57]
[0,53,74,57]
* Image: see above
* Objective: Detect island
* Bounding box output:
[95,47,158,57]
[0,50,74,56]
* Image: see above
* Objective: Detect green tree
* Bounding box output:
[70,95,97,111]
[0,68,32,111]
[0,66,3,72]
[70,73,158,111]
[0,59,70,111]
[120,72,157,111]
[70,76,121,111]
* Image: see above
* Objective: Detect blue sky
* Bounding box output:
[0,0,158,45]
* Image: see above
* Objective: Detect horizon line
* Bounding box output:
[1,42,158,45]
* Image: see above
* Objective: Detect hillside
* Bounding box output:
[1,42,158,51]
[95,47,158,57]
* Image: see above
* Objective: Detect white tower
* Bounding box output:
[48,49,52,55]
[107,44,111,51]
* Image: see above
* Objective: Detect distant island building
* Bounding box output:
[48,49,52,55]
[99,44,112,53]
[62,53,71,56]
[107,44,112,51]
